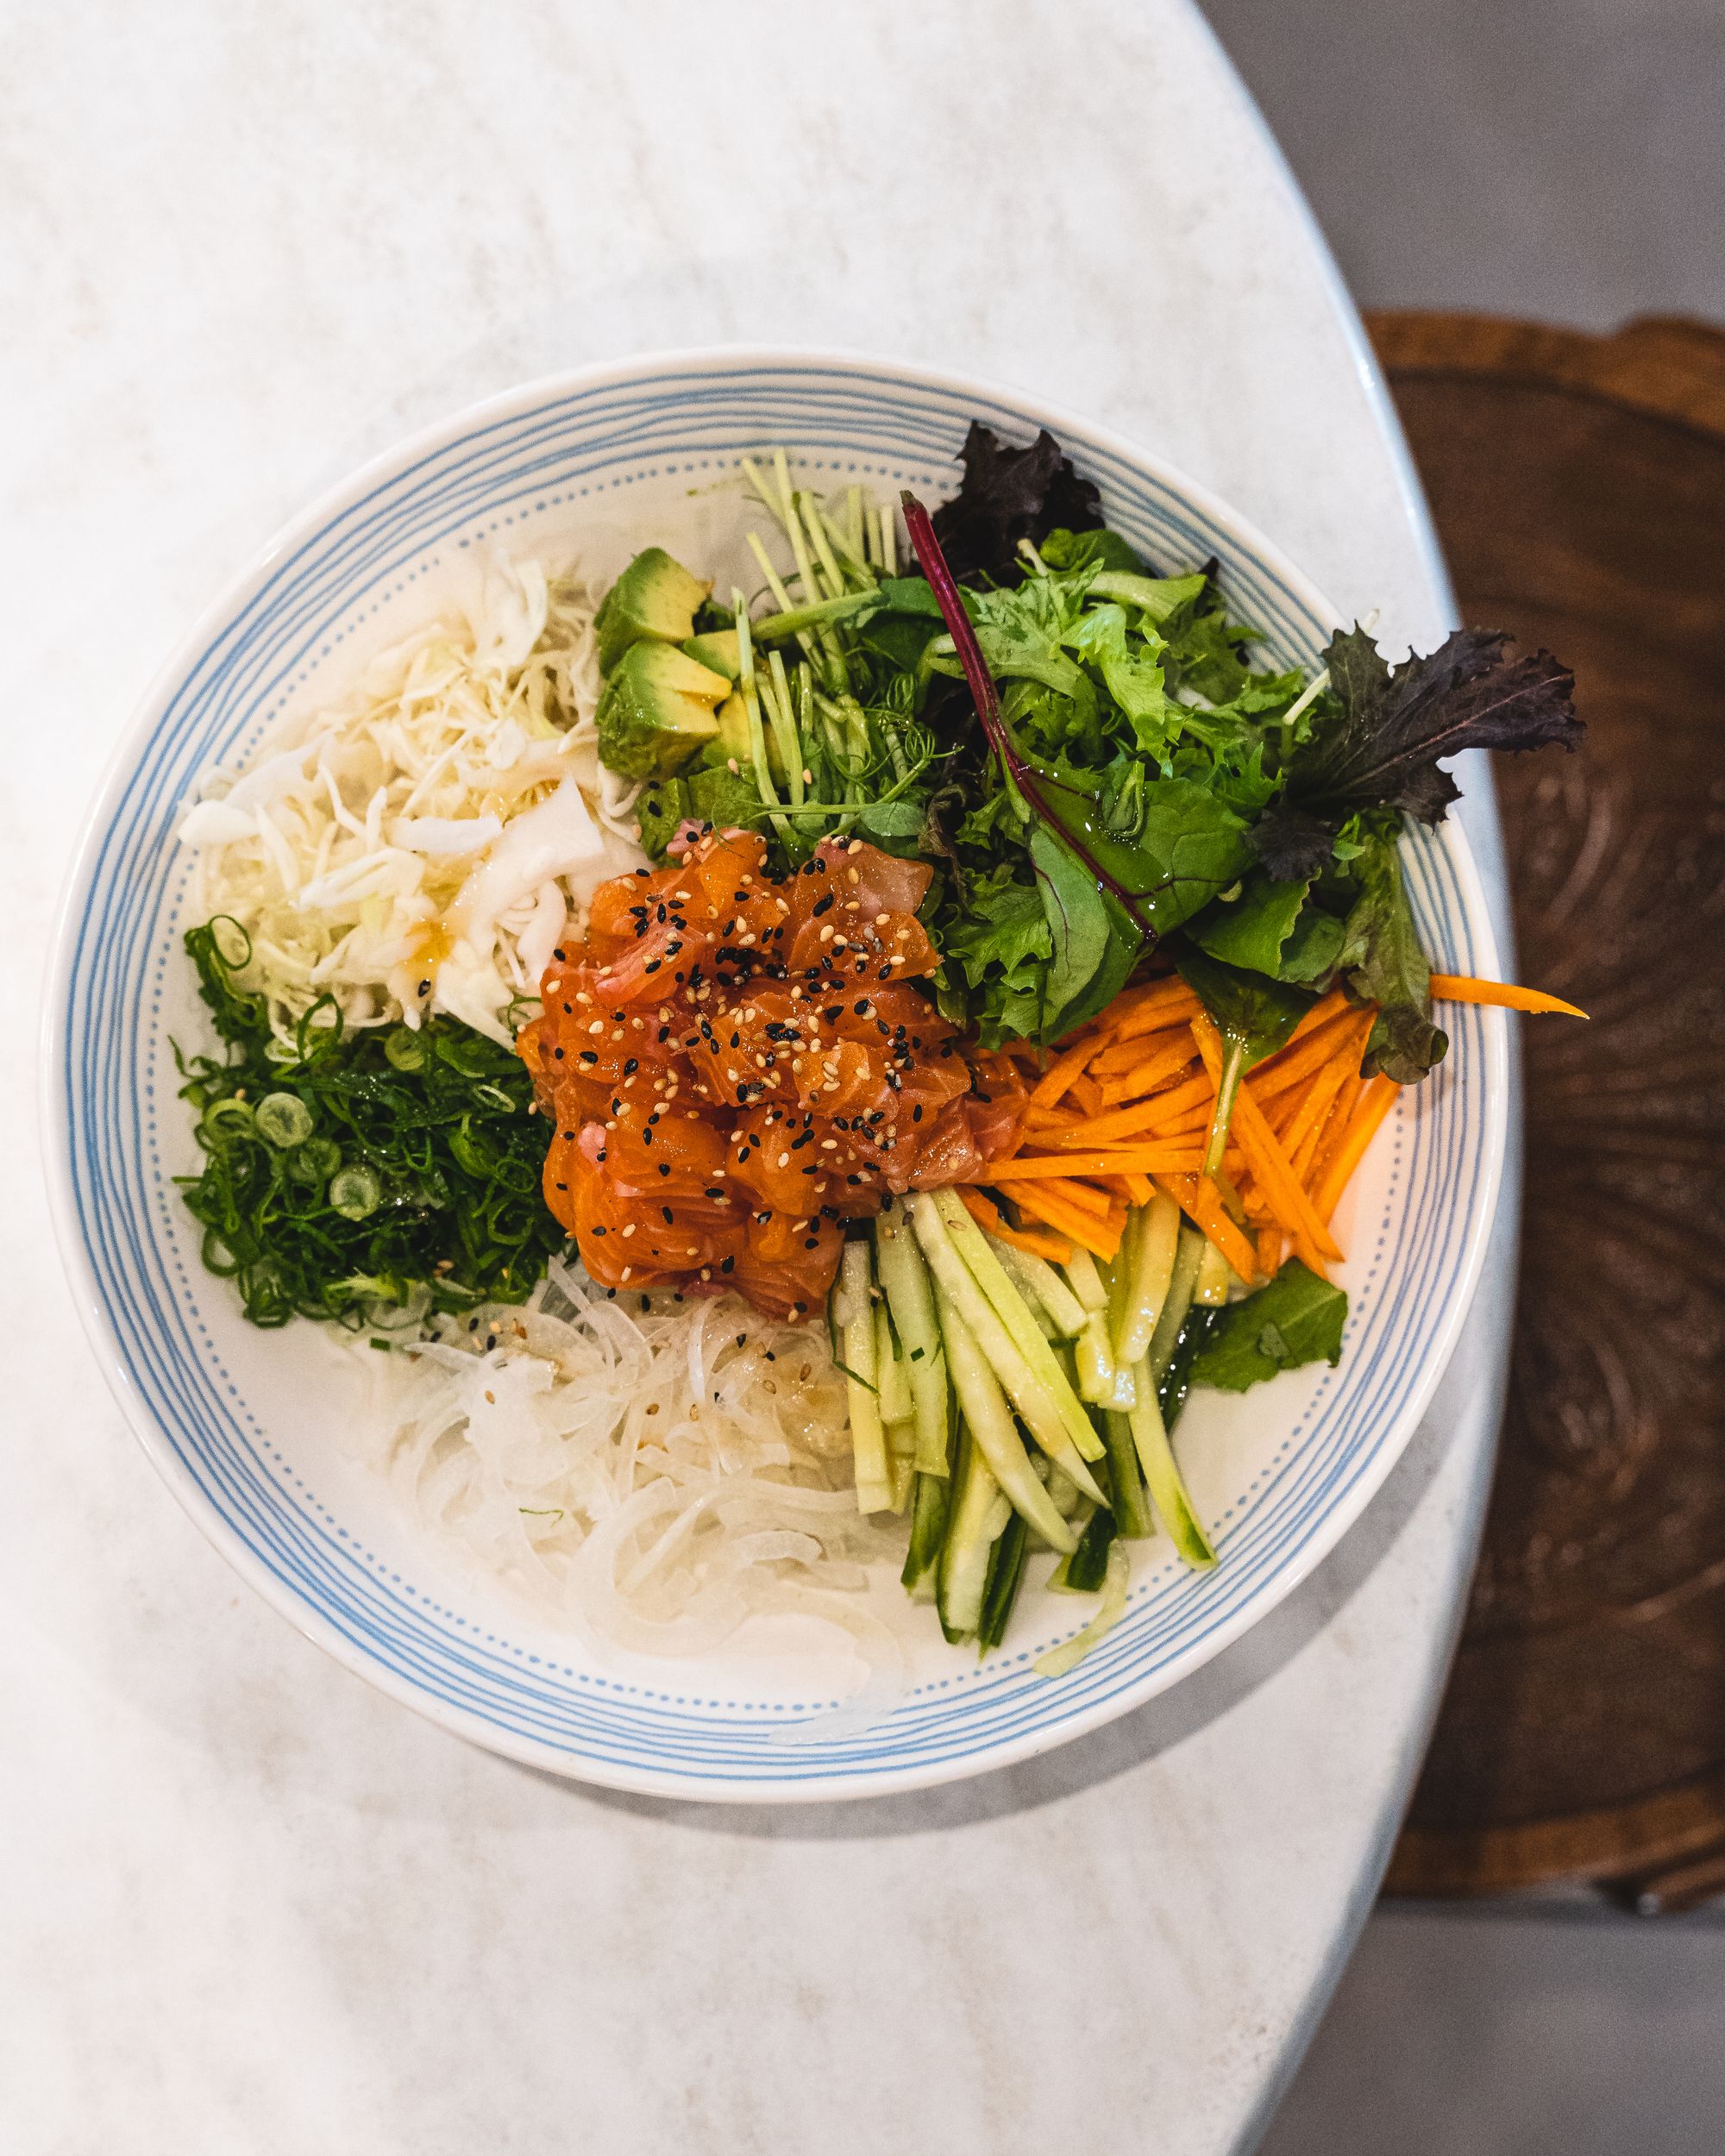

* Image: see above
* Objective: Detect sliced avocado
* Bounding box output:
[595,643,730,780]
[714,691,754,768]
[594,547,712,674]
[712,690,792,782]
[682,628,741,680]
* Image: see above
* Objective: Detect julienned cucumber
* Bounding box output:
[933,1283,1078,1555]
[937,1425,1013,1640]
[1126,1357,1217,1569]
[910,1195,1104,1501]
[1146,1220,1206,1382]
[977,1511,1031,1651]
[925,1190,1107,1471]
[874,1200,950,1478]
[903,1467,951,1593]
[835,1240,893,1514]
[1102,1408,1155,1540]
[988,1237,1088,1338]
[1113,1192,1181,1367]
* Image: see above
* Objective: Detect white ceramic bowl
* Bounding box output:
[45,349,1506,1802]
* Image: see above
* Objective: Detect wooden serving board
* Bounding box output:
[1370,313,1725,1909]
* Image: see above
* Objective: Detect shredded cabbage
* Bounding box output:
[178,561,648,1045]
[362,1257,906,1666]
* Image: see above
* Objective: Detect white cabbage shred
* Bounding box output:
[364,1257,905,1664]
[178,560,648,1045]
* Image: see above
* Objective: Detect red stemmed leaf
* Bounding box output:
[900,490,1163,943]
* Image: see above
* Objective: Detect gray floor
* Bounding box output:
[1199,3,1725,2150]
[1261,1902,1725,2155]
[1203,0,1724,329]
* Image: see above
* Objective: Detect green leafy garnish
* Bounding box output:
[173,921,567,1328]
[1188,1262,1348,1392]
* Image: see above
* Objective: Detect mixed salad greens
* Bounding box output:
[622,429,1578,1085]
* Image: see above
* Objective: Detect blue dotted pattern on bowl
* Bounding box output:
[55,360,1489,1794]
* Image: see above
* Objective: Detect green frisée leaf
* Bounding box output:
[1038,526,1145,575]
[1189,1261,1348,1391]
[1064,604,1182,759]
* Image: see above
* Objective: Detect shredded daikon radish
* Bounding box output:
[178,560,647,1045]
[361,1257,905,1664]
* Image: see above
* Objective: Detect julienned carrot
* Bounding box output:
[1031,1033,1102,1109]
[1015,1174,1113,1217]
[1153,1174,1258,1284]
[1145,1071,1218,1131]
[1247,1007,1372,1102]
[982,1150,1205,1182]
[1281,987,1352,1051]
[1000,1221,1076,1263]
[957,1185,1072,1263]
[1069,1071,1105,1115]
[1096,1039,1199,1104]
[1258,1225,1283,1282]
[1007,1183,1125,1260]
[1024,1105,1089,1134]
[1107,978,1203,1041]
[1283,1053,1355,1181]
[1229,1085,1345,1268]
[1120,1170,1155,1207]
[1429,974,1588,1018]
[1308,1072,1364,1199]
[1087,1021,1195,1078]
[1042,1091,1201,1148]
[1314,1076,1400,1225]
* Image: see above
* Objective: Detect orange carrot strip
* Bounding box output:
[1031,1032,1107,1109]
[1144,1072,1218,1131]
[1189,1010,1338,1266]
[1314,1076,1400,1225]
[1095,1039,1200,1103]
[1308,1072,1364,1196]
[1246,1011,1371,1103]
[1257,1225,1283,1282]
[1152,1174,1258,1283]
[1041,1088,1204,1149]
[1280,987,1352,1052]
[1283,1054,1354,1181]
[1230,1085,1346,1265]
[1069,1070,1105,1115]
[1086,1022,1192,1078]
[1429,974,1588,1018]
[957,1186,1005,1234]
[1155,1100,1218,1139]
[982,1150,1207,1181]
[1007,1184,1124,1260]
[995,1220,1075,1263]
[957,1185,1073,1263]
[1016,1174,1113,1216]
[1110,984,1203,1043]
[1024,1105,1090,1134]
[1120,1170,1154,1206]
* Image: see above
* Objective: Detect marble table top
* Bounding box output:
[3,3,1514,2148]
